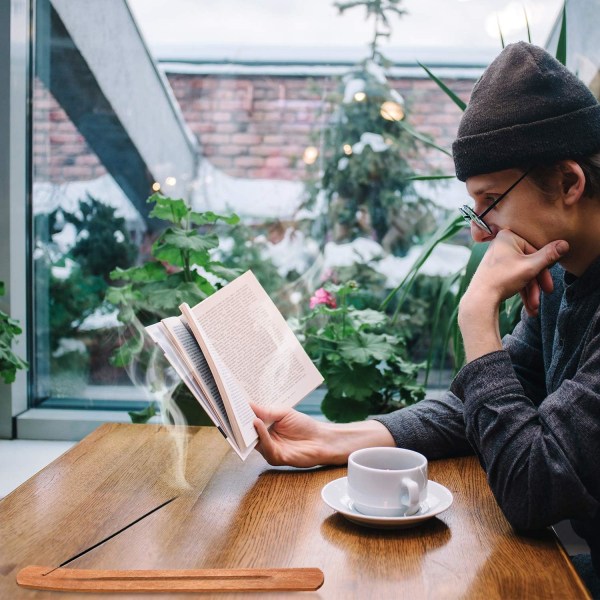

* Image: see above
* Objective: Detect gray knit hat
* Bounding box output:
[452,41,600,181]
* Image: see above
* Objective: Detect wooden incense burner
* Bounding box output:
[17,565,324,593]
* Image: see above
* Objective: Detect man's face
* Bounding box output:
[465,168,561,249]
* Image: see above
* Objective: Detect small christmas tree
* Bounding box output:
[306,0,437,255]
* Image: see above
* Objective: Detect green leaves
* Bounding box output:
[0,283,28,384]
[417,62,467,112]
[338,332,397,364]
[108,194,240,370]
[147,193,240,228]
[347,307,387,329]
[128,402,158,424]
[556,3,567,66]
[321,390,373,422]
[147,194,189,224]
[110,262,168,283]
[301,281,424,422]
[153,228,219,266]
[189,211,240,227]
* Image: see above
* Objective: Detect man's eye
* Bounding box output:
[485,195,499,204]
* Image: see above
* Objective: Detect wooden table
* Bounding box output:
[0,423,591,599]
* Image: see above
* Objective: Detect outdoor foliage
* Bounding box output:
[0,282,28,385]
[65,195,138,283]
[40,196,138,352]
[217,223,285,298]
[304,0,441,256]
[107,193,241,423]
[300,281,424,422]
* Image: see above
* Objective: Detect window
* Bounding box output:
[31,0,150,411]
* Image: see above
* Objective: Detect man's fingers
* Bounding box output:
[529,240,569,272]
[249,402,287,424]
[536,268,554,295]
[253,417,279,463]
[519,288,536,318]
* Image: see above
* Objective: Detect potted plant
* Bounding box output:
[299,280,424,422]
[106,193,241,424]
[0,282,27,385]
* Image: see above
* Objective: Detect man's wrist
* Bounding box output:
[322,419,396,464]
[458,290,503,362]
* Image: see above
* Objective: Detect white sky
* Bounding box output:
[127,0,563,60]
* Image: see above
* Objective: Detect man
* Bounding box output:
[252,42,600,593]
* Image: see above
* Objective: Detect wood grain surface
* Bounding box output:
[0,423,591,599]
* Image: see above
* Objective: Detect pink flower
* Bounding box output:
[309,288,337,310]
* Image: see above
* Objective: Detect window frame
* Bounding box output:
[0,0,30,439]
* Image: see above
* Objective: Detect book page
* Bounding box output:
[146,323,253,460]
[161,317,229,420]
[181,271,323,453]
[146,321,233,440]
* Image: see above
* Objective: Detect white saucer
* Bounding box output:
[321,477,453,529]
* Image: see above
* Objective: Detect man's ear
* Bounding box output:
[559,160,586,205]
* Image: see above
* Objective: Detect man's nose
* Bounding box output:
[470,222,495,243]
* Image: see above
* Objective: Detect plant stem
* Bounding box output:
[340,289,348,338]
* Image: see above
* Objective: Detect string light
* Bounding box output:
[165,176,177,186]
[343,144,353,155]
[354,92,367,102]
[303,146,319,165]
[380,101,405,121]
[152,182,161,192]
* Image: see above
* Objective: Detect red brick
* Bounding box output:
[212,112,232,122]
[219,145,244,156]
[234,156,264,168]
[231,133,262,145]
[248,145,273,157]
[265,156,289,168]
[200,133,231,145]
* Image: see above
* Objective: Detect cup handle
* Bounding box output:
[402,478,420,516]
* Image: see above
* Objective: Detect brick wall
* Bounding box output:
[168,73,473,180]
[33,78,107,184]
[33,72,474,185]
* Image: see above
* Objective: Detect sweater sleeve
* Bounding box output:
[451,348,600,530]
[502,308,547,404]
[371,391,473,459]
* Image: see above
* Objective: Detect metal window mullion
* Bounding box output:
[0,0,31,438]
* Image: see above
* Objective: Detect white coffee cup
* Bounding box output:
[347,447,428,517]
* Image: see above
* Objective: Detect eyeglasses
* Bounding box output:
[459,168,532,234]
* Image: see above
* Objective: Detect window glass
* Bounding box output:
[29,0,479,416]
[31,0,146,409]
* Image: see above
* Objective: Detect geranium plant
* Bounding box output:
[300,281,424,422]
[106,193,241,423]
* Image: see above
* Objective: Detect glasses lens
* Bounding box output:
[459,205,492,234]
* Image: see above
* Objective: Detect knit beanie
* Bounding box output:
[452,41,600,181]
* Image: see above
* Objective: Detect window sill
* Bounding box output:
[15,389,328,441]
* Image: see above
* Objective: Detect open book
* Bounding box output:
[146,270,323,460]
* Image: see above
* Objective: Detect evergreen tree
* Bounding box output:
[306,0,437,255]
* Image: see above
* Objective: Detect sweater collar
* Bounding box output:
[563,254,600,299]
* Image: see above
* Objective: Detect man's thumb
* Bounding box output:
[537,240,569,266]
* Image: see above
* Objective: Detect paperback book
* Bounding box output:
[146,270,323,460]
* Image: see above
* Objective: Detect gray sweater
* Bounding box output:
[373,260,600,573]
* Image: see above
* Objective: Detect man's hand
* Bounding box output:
[467,229,568,316]
[252,403,334,467]
[458,229,569,362]
[251,403,395,468]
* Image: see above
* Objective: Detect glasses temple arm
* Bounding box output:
[478,168,532,220]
